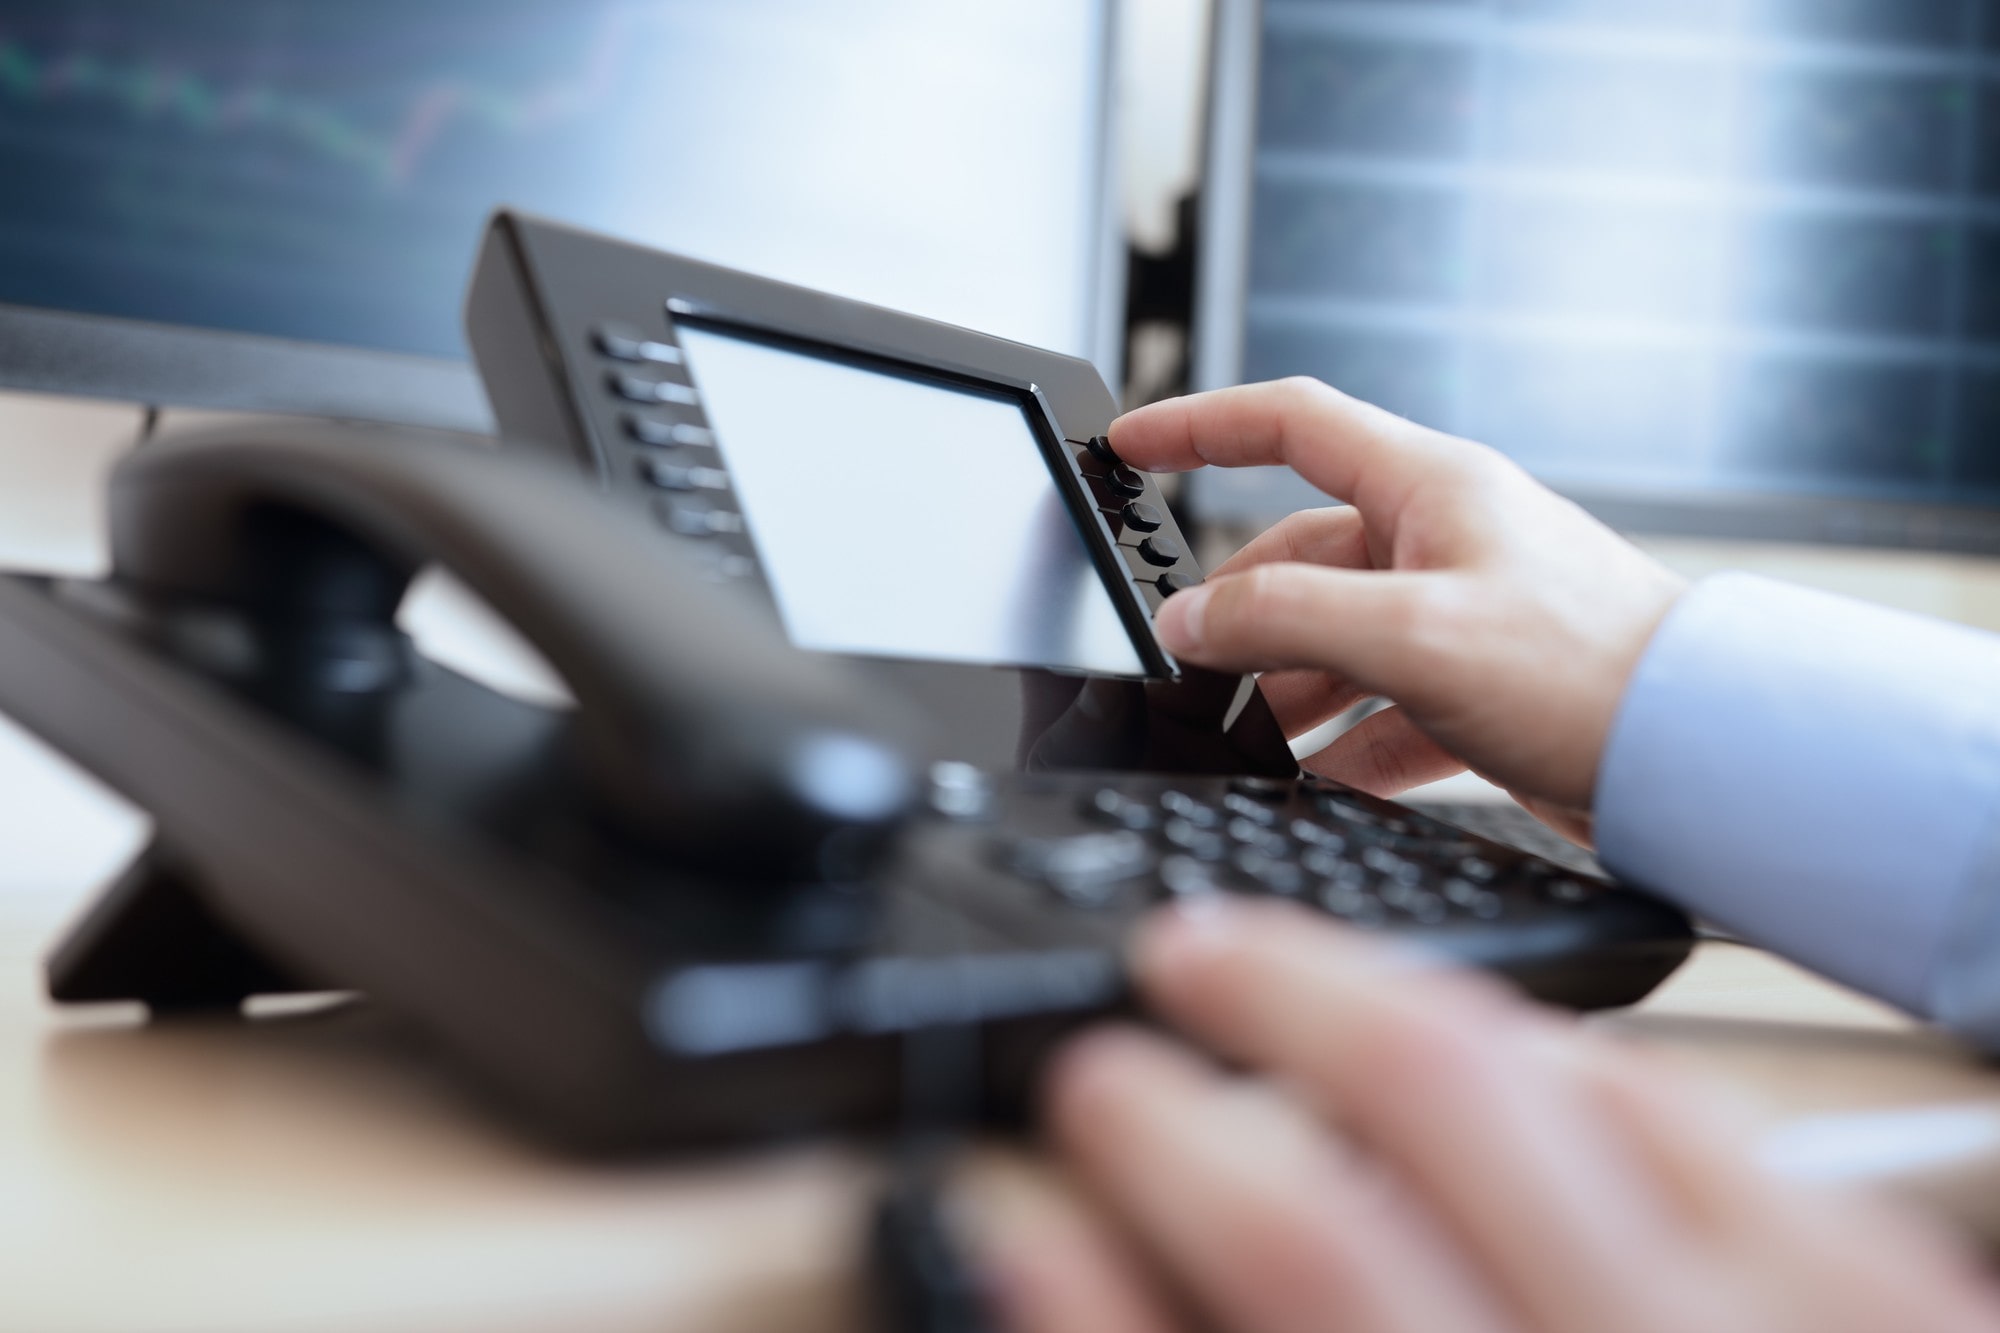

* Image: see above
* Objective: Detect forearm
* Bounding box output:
[1594,574,2000,1043]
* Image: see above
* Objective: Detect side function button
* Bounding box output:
[1137,537,1182,567]
[656,498,745,536]
[641,460,731,492]
[609,370,698,405]
[1120,501,1164,532]
[1082,434,1122,466]
[1106,465,1146,498]
[627,416,717,450]
[624,413,678,447]
[593,322,683,365]
[1155,571,1198,597]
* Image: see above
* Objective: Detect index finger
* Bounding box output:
[1107,378,1448,514]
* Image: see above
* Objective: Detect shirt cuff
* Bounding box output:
[1594,573,2000,1019]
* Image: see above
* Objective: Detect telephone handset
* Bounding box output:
[101,420,918,880]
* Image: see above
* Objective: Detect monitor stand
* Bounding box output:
[46,844,311,1013]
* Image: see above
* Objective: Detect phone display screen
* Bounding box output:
[675,324,1147,677]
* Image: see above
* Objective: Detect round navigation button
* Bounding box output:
[1120,501,1164,532]
[1083,434,1122,466]
[1137,536,1182,567]
[1106,465,1145,498]
[1156,571,1197,596]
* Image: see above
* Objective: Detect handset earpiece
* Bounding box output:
[105,421,919,880]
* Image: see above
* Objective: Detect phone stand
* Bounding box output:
[46,845,310,1013]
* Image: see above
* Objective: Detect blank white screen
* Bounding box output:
[677,325,1145,677]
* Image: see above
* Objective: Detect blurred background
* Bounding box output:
[0,0,1998,770]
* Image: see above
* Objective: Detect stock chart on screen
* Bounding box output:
[0,1,658,357]
[1233,0,2000,516]
[0,1,1110,365]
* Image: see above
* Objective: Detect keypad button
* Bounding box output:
[1229,776,1293,802]
[1222,791,1280,825]
[1544,878,1591,904]
[1158,791,1221,827]
[1106,465,1146,498]
[1080,788,1159,831]
[1233,849,1305,896]
[1292,819,1346,853]
[1161,818,1227,861]
[594,322,683,364]
[1137,537,1182,567]
[1320,891,1387,927]
[1001,830,1153,907]
[927,762,994,821]
[1396,890,1448,925]
[1156,571,1198,597]
[1120,501,1164,532]
[1159,855,1220,896]
[1457,856,1499,883]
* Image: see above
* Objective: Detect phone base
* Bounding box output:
[46,845,311,1013]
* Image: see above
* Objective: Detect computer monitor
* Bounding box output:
[1194,0,2000,553]
[0,0,1120,433]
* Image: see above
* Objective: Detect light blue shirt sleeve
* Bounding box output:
[1594,573,2000,1045]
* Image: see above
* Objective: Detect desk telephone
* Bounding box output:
[0,213,1694,1151]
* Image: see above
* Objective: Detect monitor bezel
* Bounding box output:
[1190,0,2000,556]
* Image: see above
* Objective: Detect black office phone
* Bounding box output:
[5,214,1693,1152]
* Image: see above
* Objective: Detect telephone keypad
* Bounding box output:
[967,775,1616,934]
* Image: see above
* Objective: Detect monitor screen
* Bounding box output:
[1197,0,2000,544]
[675,324,1146,677]
[0,0,1114,418]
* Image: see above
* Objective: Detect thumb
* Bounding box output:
[1155,564,1437,690]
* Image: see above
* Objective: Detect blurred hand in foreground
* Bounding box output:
[961,901,2000,1333]
[1108,378,1687,836]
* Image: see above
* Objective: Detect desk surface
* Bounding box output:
[8,886,2000,1333]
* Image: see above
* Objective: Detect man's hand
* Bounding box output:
[960,902,2000,1333]
[1109,378,1686,821]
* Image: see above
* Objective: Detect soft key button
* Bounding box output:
[1105,465,1146,499]
[1120,501,1164,532]
[608,370,698,405]
[1137,537,1182,567]
[593,321,683,364]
